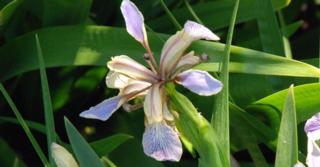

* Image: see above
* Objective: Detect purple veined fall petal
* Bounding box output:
[144,83,163,124]
[120,0,148,45]
[107,55,159,83]
[79,96,124,121]
[305,113,320,141]
[175,69,223,96]
[306,139,320,167]
[142,122,183,161]
[51,143,79,167]
[106,71,132,89]
[184,20,220,41]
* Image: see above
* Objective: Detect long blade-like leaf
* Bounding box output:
[274,85,298,167]
[0,84,49,165]
[64,117,104,167]
[35,34,56,166]
[247,83,320,124]
[0,26,319,82]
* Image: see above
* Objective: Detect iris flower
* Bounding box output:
[80,0,222,161]
[303,113,320,167]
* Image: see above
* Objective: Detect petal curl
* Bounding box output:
[307,139,320,167]
[176,70,222,96]
[184,20,220,41]
[120,0,148,44]
[79,96,123,121]
[51,142,79,167]
[305,113,320,141]
[142,122,182,161]
[106,71,132,89]
[144,83,163,123]
[107,55,158,83]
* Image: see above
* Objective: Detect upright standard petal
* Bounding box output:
[79,96,123,121]
[144,83,163,123]
[184,20,220,41]
[120,0,148,44]
[305,113,320,141]
[159,31,193,78]
[306,139,320,167]
[51,142,79,167]
[142,122,182,161]
[175,70,223,96]
[108,55,158,83]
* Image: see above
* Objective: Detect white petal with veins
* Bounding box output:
[108,55,158,83]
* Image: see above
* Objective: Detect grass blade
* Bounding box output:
[159,0,182,30]
[0,0,23,27]
[211,0,239,166]
[183,0,203,24]
[0,83,49,166]
[274,85,298,167]
[64,117,104,167]
[90,134,133,156]
[255,0,284,56]
[35,34,56,166]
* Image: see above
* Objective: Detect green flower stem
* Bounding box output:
[159,0,182,30]
[0,83,49,166]
[183,0,203,24]
[211,0,239,166]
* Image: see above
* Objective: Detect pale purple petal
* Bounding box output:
[142,122,182,161]
[184,20,220,41]
[79,96,122,121]
[305,113,320,141]
[176,70,222,96]
[307,139,320,167]
[120,0,147,44]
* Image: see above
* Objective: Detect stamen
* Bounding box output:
[144,53,158,74]
[200,53,209,62]
[143,41,159,73]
